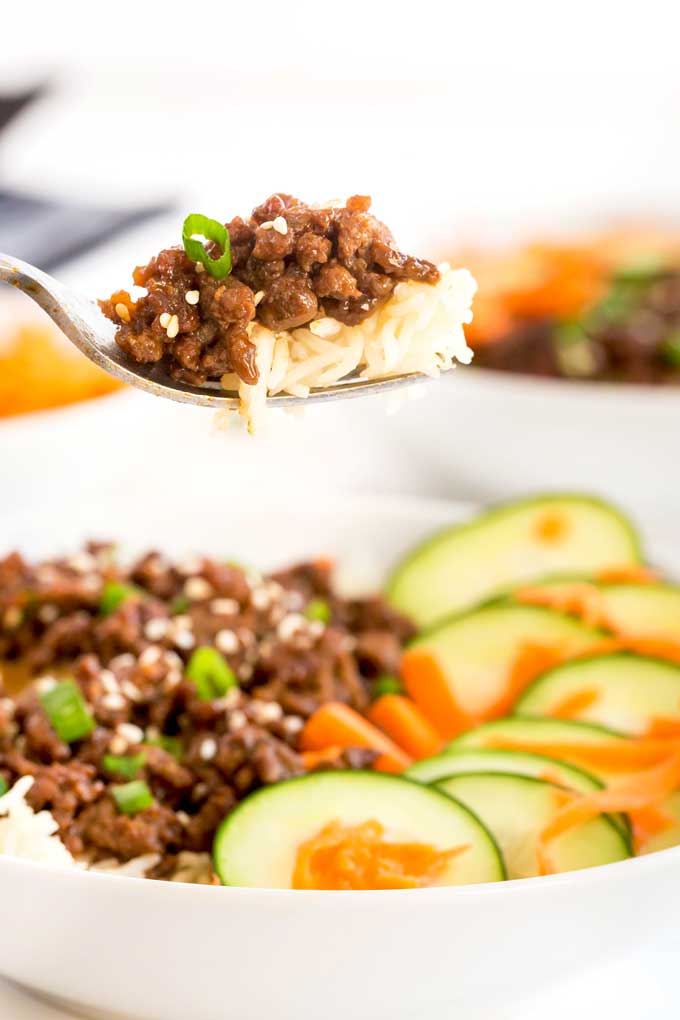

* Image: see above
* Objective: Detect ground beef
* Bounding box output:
[0,546,415,874]
[100,194,440,387]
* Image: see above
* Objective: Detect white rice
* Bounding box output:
[0,776,76,868]
[222,263,476,432]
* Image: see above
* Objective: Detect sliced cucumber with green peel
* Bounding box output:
[407,746,603,792]
[515,579,680,639]
[408,604,603,718]
[387,494,642,628]
[435,772,631,879]
[213,771,505,889]
[516,653,680,736]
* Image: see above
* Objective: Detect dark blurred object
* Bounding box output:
[0,84,171,270]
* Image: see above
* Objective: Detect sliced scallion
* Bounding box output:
[40,679,95,743]
[182,213,231,280]
[186,646,237,701]
[111,780,154,816]
[0,777,8,797]
[371,674,403,699]
[304,598,331,624]
[100,581,140,616]
[661,330,680,367]
[103,752,146,781]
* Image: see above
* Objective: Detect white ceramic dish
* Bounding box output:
[0,492,679,1020]
[381,367,680,522]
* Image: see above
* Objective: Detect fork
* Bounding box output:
[0,253,426,409]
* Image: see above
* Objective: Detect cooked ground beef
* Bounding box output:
[0,545,415,878]
[100,194,440,387]
[474,267,680,384]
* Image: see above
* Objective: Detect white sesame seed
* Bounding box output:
[176,811,190,826]
[282,715,304,735]
[253,290,265,306]
[166,314,180,340]
[195,262,205,273]
[36,675,57,694]
[272,216,288,235]
[178,556,202,577]
[184,577,214,601]
[110,653,136,672]
[3,607,22,630]
[37,604,59,624]
[249,700,283,724]
[228,710,247,733]
[360,302,370,311]
[185,290,200,305]
[117,722,144,745]
[121,681,142,702]
[100,670,119,694]
[115,302,131,323]
[219,688,242,710]
[159,312,171,329]
[259,220,275,230]
[144,618,170,642]
[237,663,253,682]
[210,598,238,616]
[109,734,127,755]
[277,613,305,642]
[82,574,101,595]
[139,646,162,671]
[251,587,272,611]
[102,692,126,711]
[215,629,238,655]
[173,629,195,651]
[163,671,182,691]
[200,737,217,761]
[163,650,184,671]
[67,552,98,575]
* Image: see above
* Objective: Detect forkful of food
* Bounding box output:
[0,194,475,429]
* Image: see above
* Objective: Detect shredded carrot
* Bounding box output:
[483,734,680,772]
[368,694,444,760]
[301,702,411,773]
[484,642,566,719]
[401,651,475,739]
[549,688,599,720]
[292,819,469,890]
[536,753,680,873]
[596,565,660,584]
[515,583,609,629]
[629,804,677,852]
[301,747,345,770]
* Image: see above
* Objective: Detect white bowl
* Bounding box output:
[381,369,680,524]
[0,492,679,1020]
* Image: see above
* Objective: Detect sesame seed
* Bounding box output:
[163,671,182,691]
[251,587,271,611]
[110,653,136,672]
[0,698,15,718]
[159,312,171,329]
[185,290,200,305]
[121,681,142,702]
[228,710,247,733]
[253,291,265,306]
[102,692,126,711]
[249,700,283,724]
[115,302,131,323]
[272,216,288,235]
[109,734,127,755]
[282,715,304,735]
[36,675,57,694]
[360,302,370,311]
[218,688,242,711]
[215,629,238,655]
[210,598,238,616]
[100,670,119,694]
[259,220,275,230]
[117,722,144,745]
[277,613,305,642]
[176,811,190,826]
[139,646,163,671]
[200,737,217,761]
[195,262,205,273]
[37,604,59,624]
[184,577,214,601]
[163,650,184,671]
[166,315,180,340]
[67,552,98,574]
[144,618,170,642]
[238,663,253,682]
[173,628,195,651]
[178,556,202,577]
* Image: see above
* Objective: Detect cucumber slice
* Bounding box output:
[409,604,603,718]
[387,494,641,628]
[516,578,680,639]
[213,771,505,889]
[436,772,630,879]
[407,746,603,792]
[516,653,680,736]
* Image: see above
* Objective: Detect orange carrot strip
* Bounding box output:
[368,694,445,761]
[536,753,680,873]
[596,565,660,584]
[629,804,677,852]
[483,734,680,771]
[549,688,599,720]
[301,747,344,770]
[301,702,411,774]
[484,642,566,719]
[401,651,475,740]
[646,717,680,739]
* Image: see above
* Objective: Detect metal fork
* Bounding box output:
[0,253,427,409]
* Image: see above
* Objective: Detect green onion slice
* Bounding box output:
[103,752,146,780]
[146,733,183,760]
[170,594,190,616]
[371,674,403,699]
[100,581,140,616]
[111,780,154,816]
[182,214,232,280]
[304,598,331,624]
[40,679,95,743]
[186,646,238,701]
[0,777,8,797]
